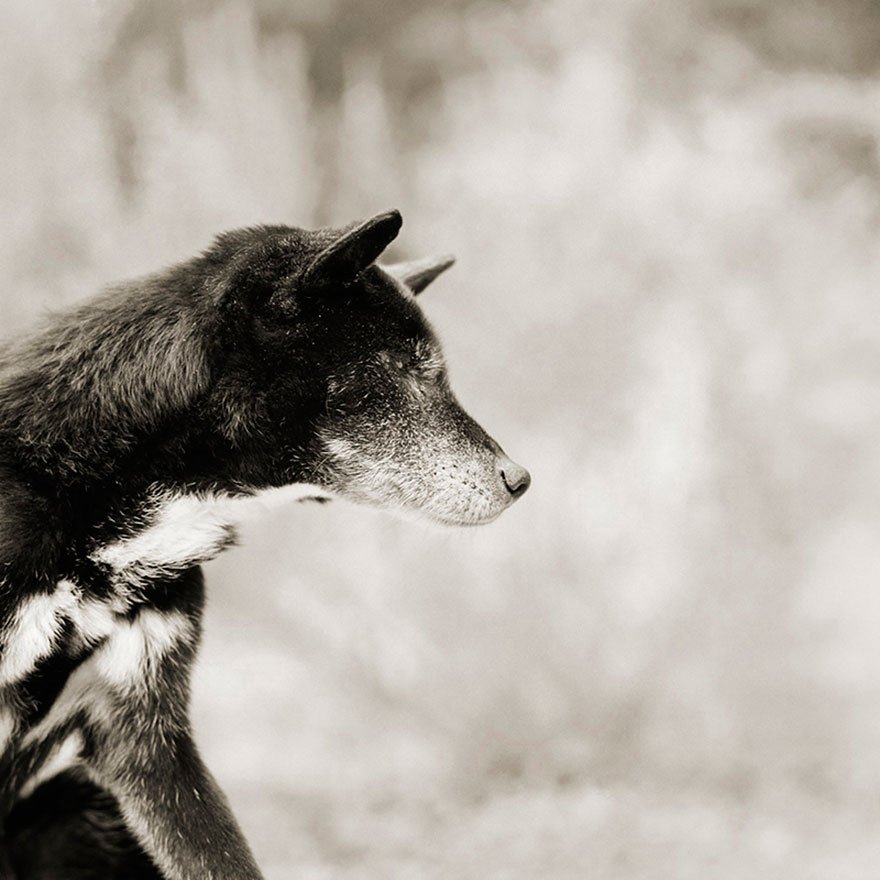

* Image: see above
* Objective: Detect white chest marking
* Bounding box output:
[69,595,126,647]
[0,581,79,686]
[0,704,17,751]
[18,731,84,799]
[0,581,130,688]
[94,609,193,690]
[91,484,332,582]
[21,607,194,754]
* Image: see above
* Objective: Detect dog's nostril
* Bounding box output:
[500,461,531,498]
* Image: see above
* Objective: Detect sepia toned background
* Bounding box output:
[4,0,880,876]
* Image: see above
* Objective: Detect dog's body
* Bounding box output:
[0,211,529,879]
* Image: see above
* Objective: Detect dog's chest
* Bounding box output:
[0,587,195,801]
[0,494,230,733]
[0,485,328,754]
[0,581,193,751]
[0,581,120,692]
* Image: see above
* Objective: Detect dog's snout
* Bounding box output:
[498,457,531,498]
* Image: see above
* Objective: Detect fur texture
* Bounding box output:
[0,210,529,879]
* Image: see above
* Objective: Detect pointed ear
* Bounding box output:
[301,210,402,290]
[383,254,456,294]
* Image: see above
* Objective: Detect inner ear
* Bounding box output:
[302,210,403,290]
[383,254,455,294]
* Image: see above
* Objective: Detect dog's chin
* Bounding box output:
[411,503,509,528]
[436,510,504,527]
[439,517,499,528]
[344,495,507,529]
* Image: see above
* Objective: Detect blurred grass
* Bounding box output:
[3,0,880,875]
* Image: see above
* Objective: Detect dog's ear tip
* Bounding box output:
[383,252,457,294]
[359,209,402,234]
[365,209,403,240]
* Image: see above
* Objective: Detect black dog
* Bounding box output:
[0,210,529,879]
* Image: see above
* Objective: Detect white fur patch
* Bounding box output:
[18,730,84,799]
[323,437,360,466]
[94,609,192,691]
[0,580,133,689]
[92,493,236,580]
[0,582,79,686]
[238,482,333,510]
[0,704,17,751]
[20,655,103,751]
[69,596,125,647]
[19,608,192,754]
[92,485,332,584]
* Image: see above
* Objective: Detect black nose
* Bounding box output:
[499,457,531,498]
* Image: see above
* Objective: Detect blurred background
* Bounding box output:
[4,0,880,876]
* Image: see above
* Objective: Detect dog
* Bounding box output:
[0,210,529,879]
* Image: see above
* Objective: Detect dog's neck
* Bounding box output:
[89,483,331,590]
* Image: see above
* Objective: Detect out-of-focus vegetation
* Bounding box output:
[4,0,880,875]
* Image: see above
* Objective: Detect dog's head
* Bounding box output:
[213,210,529,526]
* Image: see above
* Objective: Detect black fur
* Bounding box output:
[0,211,529,879]
[6,770,163,879]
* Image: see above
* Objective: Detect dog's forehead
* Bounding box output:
[355,268,437,343]
[318,282,445,381]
